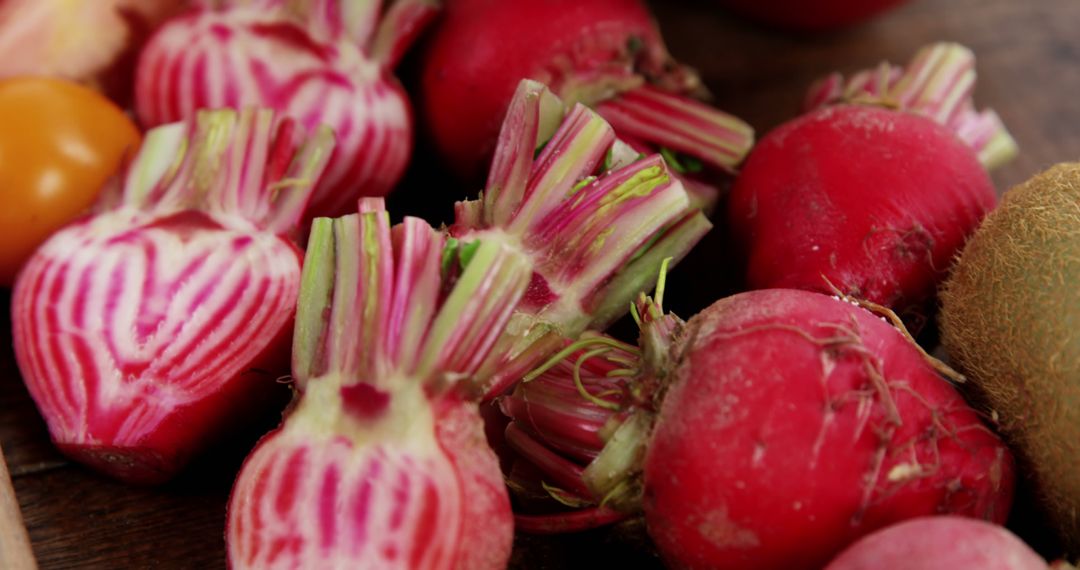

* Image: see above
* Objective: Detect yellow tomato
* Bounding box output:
[0,77,140,285]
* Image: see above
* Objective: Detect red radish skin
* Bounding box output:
[727,104,997,319]
[824,516,1049,570]
[11,108,333,484]
[419,0,754,193]
[643,289,1013,569]
[502,289,1014,570]
[137,0,437,219]
[227,201,530,569]
[714,0,909,31]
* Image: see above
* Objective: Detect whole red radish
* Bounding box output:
[227,201,530,569]
[11,108,334,484]
[136,0,436,219]
[504,288,1014,570]
[824,516,1049,570]
[728,44,1014,322]
[714,0,910,31]
[418,0,754,207]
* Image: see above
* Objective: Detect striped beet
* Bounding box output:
[450,80,713,400]
[227,199,531,569]
[135,0,436,219]
[11,107,334,484]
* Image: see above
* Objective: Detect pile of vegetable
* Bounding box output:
[13,107,334,483]
[2,0,1079,568]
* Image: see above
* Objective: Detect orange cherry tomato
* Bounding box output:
[0,77,141,285]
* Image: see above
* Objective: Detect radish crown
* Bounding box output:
[454,79,711,400]
[106,107,334,234]
[506,263,684,523]
[805,42,1018,170]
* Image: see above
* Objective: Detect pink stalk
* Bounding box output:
[499,287,677,522]
[595,85,754,175]
[595,85,754,211]
[227,200,531,569]
[515,506,629,534]
[805,42,1018,170]
[418,0,755,210]
[504,423,594,500]
[11,108,335,484]
[497,261,684,524]
[135,0,437,219]
[453,80,712,401]
[499,377,612,462]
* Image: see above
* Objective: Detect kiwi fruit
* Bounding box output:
[940,162,1080,550]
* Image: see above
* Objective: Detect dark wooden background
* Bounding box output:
[3,0,1079,567]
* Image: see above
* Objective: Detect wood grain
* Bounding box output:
[0,442,36,569]
[3,0,1079,567]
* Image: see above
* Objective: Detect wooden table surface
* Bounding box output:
[3,0,1080,567]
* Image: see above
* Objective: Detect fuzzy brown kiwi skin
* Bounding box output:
[940,162,1080,552]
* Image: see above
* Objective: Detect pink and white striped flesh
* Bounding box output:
[804,42,1019,170]
[451,79,712,400]
[11,108,334,484]
[135,0,437,219]
[227,199,531,569]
